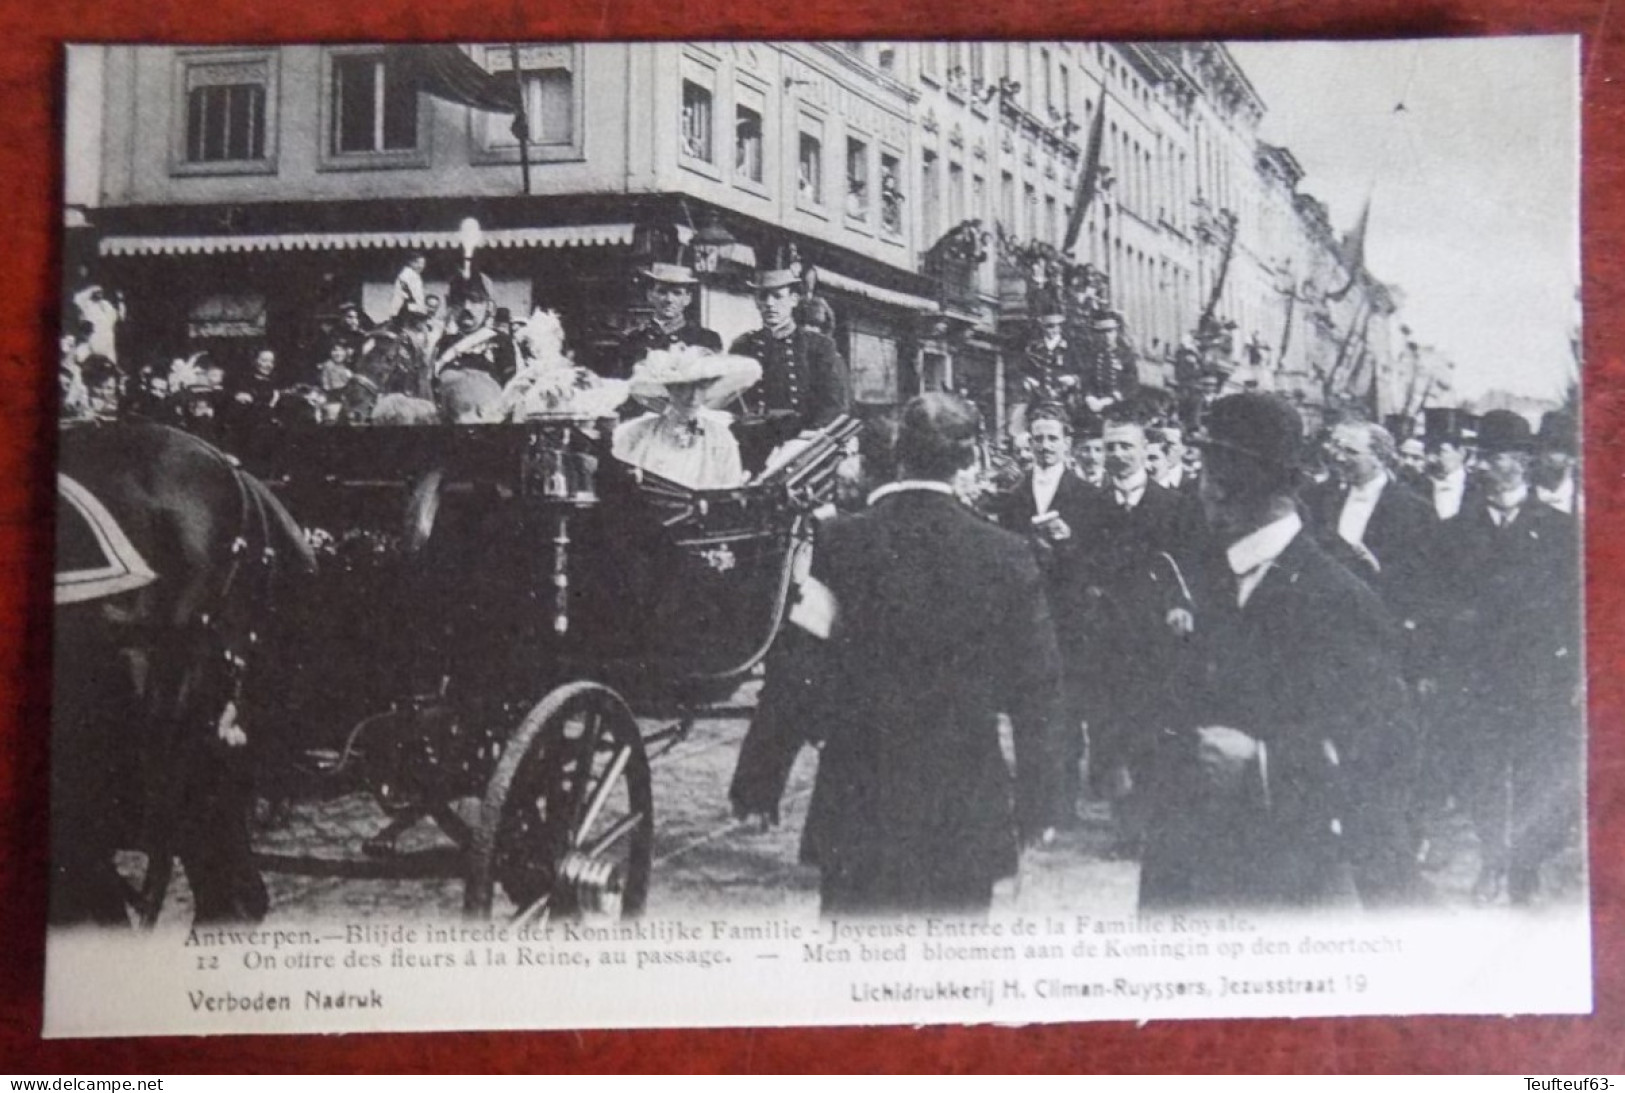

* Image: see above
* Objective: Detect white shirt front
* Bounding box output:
[1227,511,1304,609]
[1111,470,1149,511]
[1159,465,1185,492]
[1432,467,1467,520]
[1337,471,1388,548]
[1487,484,1530,528]
[1536,474,1576,515]
[1031,462,1066,515]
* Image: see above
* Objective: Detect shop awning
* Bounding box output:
[817,268,940,314]
[100,223,637,258]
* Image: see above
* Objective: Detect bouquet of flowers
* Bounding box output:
[499,309,628,420]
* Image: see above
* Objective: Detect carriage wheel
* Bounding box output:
[465,682,653,923]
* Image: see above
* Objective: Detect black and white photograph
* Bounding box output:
[46,37,1586,1036]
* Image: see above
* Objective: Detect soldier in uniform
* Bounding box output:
[1009,304,1078,439]
[726,244,852,825]
[616,259,723,379]
[727,243,852,473]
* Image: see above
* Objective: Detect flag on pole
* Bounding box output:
[384,45,523,116]
[1061,96,1108,254]
[1325,198,1371,302]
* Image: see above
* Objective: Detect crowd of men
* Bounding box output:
[58,240,1584,921]
[771,383,1582,917]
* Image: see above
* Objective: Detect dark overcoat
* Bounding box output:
[1431,497,1582,879]
[989,467,1101,656]
[616,318,723,377]
[1139,529,1415,911]
[1302,475,1439,637]
[799,488,1065,913]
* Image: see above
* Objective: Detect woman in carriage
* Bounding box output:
[613,346,762,491]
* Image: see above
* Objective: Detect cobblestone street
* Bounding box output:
[133,691,1585,927]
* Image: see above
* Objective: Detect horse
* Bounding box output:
[53,422,316,927]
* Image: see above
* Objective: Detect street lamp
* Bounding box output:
[689,211,737,276]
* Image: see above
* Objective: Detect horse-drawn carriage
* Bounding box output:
[54,412,859,927]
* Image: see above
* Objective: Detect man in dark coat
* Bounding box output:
[1304,418,1438,644]
[799,393,1064,915]
[1302,417,1438,900]
[989,403,1100,825]
[1433,410,1582,905]
[728,253,851,470]
[616,261,723,378]
[1139,393,1416,911]
[1078,413,1208,850]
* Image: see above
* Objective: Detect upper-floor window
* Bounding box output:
[331,52,419,155]
[682,80,714,163]
[174,51,277,174]
[188,79,264,163]
[736,99,764,184]
[846,136,871,220]
[921,150,941,242]
[880,151,904,236]
[477,44,579,157]
[799,130,824,206]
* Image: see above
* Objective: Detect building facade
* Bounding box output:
[67,40,1436,427]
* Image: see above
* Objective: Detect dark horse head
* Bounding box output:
[53,423,315,927]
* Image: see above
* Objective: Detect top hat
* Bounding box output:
[1476,409,1534,454]
[751,241,804,292]
[1192,392,1305,471]
[1072,413,1104,441]
[1536,409,1578,455]
[1382,413,1414,443]
[1422,407,1476,446]
[493,307,513,324]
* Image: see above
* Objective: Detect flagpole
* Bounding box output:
[509,43,531,196]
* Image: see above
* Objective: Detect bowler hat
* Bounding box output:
[1536,409,1578,455]
[1476,409,1534,454]
[1192,392,1304,470]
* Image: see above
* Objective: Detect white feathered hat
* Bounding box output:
[628,345,761,411]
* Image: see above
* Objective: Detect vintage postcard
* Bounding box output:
[46,37,1585,1037]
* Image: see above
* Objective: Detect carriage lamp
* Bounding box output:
[690,212,737,276]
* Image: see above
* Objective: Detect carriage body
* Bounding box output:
[249,414,856,921]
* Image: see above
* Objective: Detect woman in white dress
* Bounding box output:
[613,347,762,490]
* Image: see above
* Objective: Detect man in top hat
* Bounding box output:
[728,243,851,471]
[1432,409,1581,905]
[1533,409,1580,515]
[797,392,1064,914]
[1139,393,1416,911]
[617,260,723,379]
[1422,407,1479,521]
